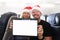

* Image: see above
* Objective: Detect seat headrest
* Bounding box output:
[1,12,17,26]
[47,13,60,26]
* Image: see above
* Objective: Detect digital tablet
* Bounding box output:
[13,18,37,36]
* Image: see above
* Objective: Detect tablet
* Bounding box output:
[13,18,37,36]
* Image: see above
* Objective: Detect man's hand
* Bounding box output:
[38,25,43,39]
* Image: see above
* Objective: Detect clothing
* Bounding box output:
[3,28,30,40]
[30,20,52,40]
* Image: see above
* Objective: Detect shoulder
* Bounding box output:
[40,20,50,26]
[38,20,52,37]
[41,20,52,36]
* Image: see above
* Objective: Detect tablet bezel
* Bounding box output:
[12,18,38,37]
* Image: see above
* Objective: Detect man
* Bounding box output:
[30,5,52,40]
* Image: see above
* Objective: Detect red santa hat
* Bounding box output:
[20,6,32,18]
[32,5,41,11]
[22,6,32,12]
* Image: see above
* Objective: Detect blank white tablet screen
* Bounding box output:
[13,20,37,36]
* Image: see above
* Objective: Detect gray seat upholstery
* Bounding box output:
[0,12,17,40]
[2,16,30,40]
[2,16,17,40]
[47,13,60,40]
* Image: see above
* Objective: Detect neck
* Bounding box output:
[38,18,41,22]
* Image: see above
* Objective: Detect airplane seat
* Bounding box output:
[47,13,60,26]
[51,26,60,40]
[0,17,1,26]
[0,12,17,40]
[2,16,30,40]
[2,16,17,40]
[0,17,2,39]
[47,13,60,40]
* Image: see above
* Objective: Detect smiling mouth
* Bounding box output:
[33,14,39,16]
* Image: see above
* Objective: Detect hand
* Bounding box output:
[9,21,13,29]
[38,25,43,39]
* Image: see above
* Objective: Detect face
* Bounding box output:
[32,9,41,19]
[22,12,30,19]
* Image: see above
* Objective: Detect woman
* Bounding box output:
[20,9,30,19]
[14,9,31,40]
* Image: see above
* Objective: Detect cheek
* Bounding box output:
[37,12,40,15]
[28,15,30,17]
[38,13,41,17]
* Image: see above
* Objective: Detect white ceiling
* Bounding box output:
[0,0,60,4]
[0,0,60,8]
[0,0,60,15]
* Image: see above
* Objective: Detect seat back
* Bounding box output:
[0,12,17,40]
[47,13,60,40]
[2,16,17,40]
[3,16,30,40]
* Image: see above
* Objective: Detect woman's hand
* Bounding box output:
[9,21,13,29]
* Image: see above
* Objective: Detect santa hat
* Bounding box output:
[20,6,32,18]
[32,5,41,11]
[22,6,32,12]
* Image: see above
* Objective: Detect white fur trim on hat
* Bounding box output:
[32,7,40,11]
[22,9,30,13]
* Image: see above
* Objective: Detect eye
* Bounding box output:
[32,11,35,13]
